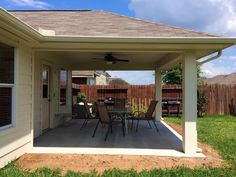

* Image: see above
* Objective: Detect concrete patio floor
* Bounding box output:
[32,119,204,157]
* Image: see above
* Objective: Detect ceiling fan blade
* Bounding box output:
[92,58,105,60]
[115,59,129,62]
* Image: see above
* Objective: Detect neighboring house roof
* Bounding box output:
[205,73,236,85]
[9,10,216,38]
[108,78,130,86]
[72,70,111,78]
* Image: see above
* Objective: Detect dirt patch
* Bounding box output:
[165,120,224,165]
[18,122,225,173]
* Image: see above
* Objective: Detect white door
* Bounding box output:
[42,65,50,132]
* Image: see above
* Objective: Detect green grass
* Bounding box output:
[1,163,235,177]
[1,115,236,176]
[165,115,236,167]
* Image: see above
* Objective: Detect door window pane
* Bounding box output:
[43,85,49,98]
[0,88,12,127]
[42,70,48,84]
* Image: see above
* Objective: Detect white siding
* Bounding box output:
[0,36,33,167]
[33,52,72,138]
[95,74,108,85]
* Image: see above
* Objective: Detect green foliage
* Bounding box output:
[77,92,86,103]
[197,88,209,117]
[162,65,202,84]
[130,102,147,115]
[162,67,182,84]
[1,163,236,177]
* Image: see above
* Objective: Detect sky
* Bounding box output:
[1,0,236,84]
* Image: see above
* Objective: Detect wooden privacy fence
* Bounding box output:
[202,84,236,115]
[72,84,182,114]
[72,84,236,115]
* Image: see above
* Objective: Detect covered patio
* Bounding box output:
[31,47,210,156]
[1,10,235,169]
[25,8,236,156]
[32,119,201,157]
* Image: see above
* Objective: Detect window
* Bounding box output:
[42,69,49,99]
[60,69,68,106]
[0,42,14,128]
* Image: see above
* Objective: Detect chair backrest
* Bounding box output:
[73,104,87,118]
[145,100,158,118]
[83,100,93,119]
[114,99,126,111]
[96,103,110,124]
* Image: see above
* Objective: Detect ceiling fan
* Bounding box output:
[92,53,129,65]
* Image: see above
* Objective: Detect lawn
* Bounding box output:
[0,115,236,177]
[165,115,236,167]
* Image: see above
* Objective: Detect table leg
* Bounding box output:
[125,114,128,134]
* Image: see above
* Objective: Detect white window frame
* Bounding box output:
[0,47,16,131]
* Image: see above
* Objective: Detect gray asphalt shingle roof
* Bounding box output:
[9,10,216,37]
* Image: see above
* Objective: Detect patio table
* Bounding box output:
[108,107,132,133]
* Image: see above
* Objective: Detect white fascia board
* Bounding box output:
[43,36,236,45]
[0,8,42,40]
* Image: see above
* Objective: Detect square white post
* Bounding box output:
[155,68,162,121]
[182,51,198,154]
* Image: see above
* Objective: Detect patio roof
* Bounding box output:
[9,10,216,38]
[0,8,235,71]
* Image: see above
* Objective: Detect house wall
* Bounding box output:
[87,77,95,85]
[96,74,108,85]
[33,52,72,138]
[0,32,33,168]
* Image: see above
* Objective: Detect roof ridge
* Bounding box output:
[8,9,92,12]
[99,10,218,37]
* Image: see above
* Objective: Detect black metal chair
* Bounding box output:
[73,101,96,130]
[92,102,125,141]
[129,100,159,132]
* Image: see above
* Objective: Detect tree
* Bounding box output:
[162,67,182,84]
[162,65,202,84]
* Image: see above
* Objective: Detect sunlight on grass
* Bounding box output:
[165,115,236,167]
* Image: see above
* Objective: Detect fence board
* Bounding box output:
[72,84,236,115]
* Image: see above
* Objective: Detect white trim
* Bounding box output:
[0,84,14,87]
[0,124,14,132]
[161,120,183,140]
[29,147,205,158]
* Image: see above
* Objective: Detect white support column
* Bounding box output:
[182,51,198,154]
[155,68,162,121]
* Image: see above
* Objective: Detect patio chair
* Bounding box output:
[129,100,159,132]
[80,100,97,130]
[73,101,96,130]
[114,99,126,110]
[92,102,125,141]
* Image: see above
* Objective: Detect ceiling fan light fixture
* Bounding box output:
[106,61,113,65]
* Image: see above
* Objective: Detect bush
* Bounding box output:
[197,87,209,117]
[77,92,86,103]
